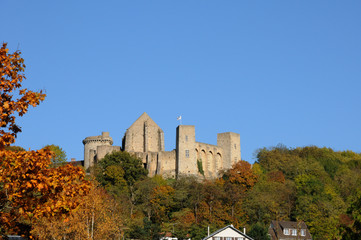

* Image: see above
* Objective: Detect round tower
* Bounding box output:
[82,132,113,169]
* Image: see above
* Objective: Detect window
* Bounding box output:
[185,150,189,158]
[284,228,289,235]
[291,229,297,236]
[234,144,237,149]
[185,135,188,142]
[301,229,306,236]
[225,238,232,240]
[237,238,244,240]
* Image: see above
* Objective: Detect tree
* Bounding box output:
[248,222,270,240]
[5,145,25,152]
[341,191,361,239]
[31,182,123,240]
[0,43,46,148]
[0,43,91,238]
[96,151,148,217]
[43,144,67,166]
[222,160,258,190]
[0,150,91,238]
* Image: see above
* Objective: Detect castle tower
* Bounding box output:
[83,132,113,169]
[176,125,197,176]
[217,132,241,169]
[123,112,165,152]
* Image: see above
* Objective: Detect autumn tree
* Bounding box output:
[0,43,91,238]
[31,182,123,240]
[0,43,46,148]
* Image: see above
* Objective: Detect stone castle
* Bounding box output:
[82,113,241,178]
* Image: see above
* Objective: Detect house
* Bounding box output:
[268,220,312,240]
[202,225,254,240]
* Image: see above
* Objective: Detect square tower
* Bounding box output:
[217,132,241,169]
[176,125,197,176]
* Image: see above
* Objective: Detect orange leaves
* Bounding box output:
[0,43,46,149]
[226,160,258,190]
[0,147,91,237]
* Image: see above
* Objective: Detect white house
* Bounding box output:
[202,225,254,240]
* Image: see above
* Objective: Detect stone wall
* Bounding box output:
[96,145,121,162]
[195,142,224,178]
[217,132,241,169]
[158,150,176,178]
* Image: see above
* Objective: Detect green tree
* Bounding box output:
[96,151,148,217]
[248,222,270,240]
[43,144,67,166]
[5,146,25,152]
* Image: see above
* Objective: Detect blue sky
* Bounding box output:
[2,1,361,163]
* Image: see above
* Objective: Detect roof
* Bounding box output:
[127,112,163,132]
[202,225,254,240]
[268,220,312,240]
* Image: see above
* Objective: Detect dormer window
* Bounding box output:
[301,229,306,236]
[284,228,289,235]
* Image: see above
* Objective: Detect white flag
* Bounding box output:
[177,115,182,121]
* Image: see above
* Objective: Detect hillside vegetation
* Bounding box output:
[94,145,361,240]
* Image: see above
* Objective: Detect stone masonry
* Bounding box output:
[82,112,241,179]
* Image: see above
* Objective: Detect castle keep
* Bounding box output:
[83,113,241,178]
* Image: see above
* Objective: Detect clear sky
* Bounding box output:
[2,1,361,163]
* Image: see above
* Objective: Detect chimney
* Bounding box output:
[71,158,76,162]
[243,227,246,234]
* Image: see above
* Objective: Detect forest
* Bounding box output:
[1,43,361,239]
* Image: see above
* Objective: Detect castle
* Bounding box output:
[82,113,241,178]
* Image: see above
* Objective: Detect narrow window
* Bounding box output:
[185,150,189,158]
[185,135,188,142]
[234,143,236,149]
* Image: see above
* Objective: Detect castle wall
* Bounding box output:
[195,142,223,178]
[132,152,158,177]
[158,150,176,178]
[96,145,121,162]
[131,151,176,177]
[217,132,241,169]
